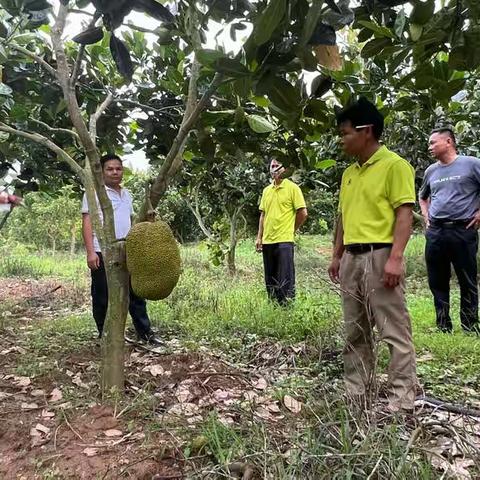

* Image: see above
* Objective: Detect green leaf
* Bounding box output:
[409,24,423,42]
[233,77,252,98]
[265,76,301,113]
[196,48,226,68]
[252,0,287,46]
[252,95,269,108]
[0,83,13,96]
[394,10,406,38]
[246,114,277,133]
[361,38,392,58]
[357,20,394,39]
[410,0,435,26]
[213,57,250,77]
[299,0,324,48]
[315,159,336,169]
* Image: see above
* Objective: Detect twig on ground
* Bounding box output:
[61,410,84,441]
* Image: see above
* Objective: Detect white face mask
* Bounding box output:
[270,163,285,178]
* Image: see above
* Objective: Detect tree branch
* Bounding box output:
[142,68,224,218]
[9,44,57,78]
[0,122,85,181]
[51,3,114,248]
[70,11,101,87]
[30,118,81,143]
[89,92,114,141]
[185,185,214,240]
[114,99,182,115]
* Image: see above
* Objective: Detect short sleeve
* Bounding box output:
[126,190,134,216]
[292,185,306,210]
[469,157,480,185]
[259,188,267,211]
[418,169,431,201]
[338,172,346,213]
[386,159,416,209]
[81,193,89,214]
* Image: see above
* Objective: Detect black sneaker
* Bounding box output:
[140,332,163,346]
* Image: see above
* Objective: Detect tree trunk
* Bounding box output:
[70,224,76,258]
[101,242,129,395]
[52,237,56,256]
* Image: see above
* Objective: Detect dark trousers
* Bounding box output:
[262,242,295,305]
[425,225,479,332]
[91,253,152,338]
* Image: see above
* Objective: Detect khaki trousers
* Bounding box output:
[340,247,417,410]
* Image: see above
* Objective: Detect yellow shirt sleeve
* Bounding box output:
[259,188,266,211]
[292,185,306,210]
[386,159,416,209]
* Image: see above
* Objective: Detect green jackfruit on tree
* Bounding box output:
[126,220,181,300]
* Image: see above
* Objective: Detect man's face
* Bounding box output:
[102,159,123,187]
[428,132,452,159]
[269,159,285,178]
[338,121,372,157]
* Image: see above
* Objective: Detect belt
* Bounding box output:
[430,218,471,227]
[345,243,392,255]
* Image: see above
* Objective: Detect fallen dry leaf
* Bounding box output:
[266,402,281,413]
[284,395,302,414]
[41,410,55,419]
[49,388,63,402]
[34,423,51,435]
[83,447,99,457]
[104,429,123,437]
[149,365,164,377]
[417,353,434,363]
[255,406,274,420]
[14,376,31,387]
[253,378,268,390]
[176,383,193,403]
[21,402,39,410]
[30,389,45,397]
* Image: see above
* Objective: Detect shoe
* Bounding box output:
[140,332,163,346]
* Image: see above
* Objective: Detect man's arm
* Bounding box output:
[419,197,430,228]
[328,215,345,283]
[383,204,413,288]
[295,207,308,230]
[255,211,264,252]
[82,213,100,270]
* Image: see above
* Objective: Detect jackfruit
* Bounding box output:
[126,220,181,300]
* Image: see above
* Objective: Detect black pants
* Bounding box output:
[91,253,152,338]
[425,224,479,332]
[262,242,295,305]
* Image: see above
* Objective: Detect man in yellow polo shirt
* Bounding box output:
[256,159,307,305]
[328,98,417,414]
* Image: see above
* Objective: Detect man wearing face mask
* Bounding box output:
[256,159,307,305]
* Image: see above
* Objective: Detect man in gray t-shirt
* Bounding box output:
[419,128,480,334]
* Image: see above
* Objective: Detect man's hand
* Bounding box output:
[467,210,480,229]
[87,252,100,270]
[383,255,403,288]
[423,215,430,231]
[255,237,262,252]
[328,256,341,284]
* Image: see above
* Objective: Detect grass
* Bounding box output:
[1,234,479,478]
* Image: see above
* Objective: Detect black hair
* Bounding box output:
[100,153,122,168]
[431,127,456,146]
[336,97,384,140]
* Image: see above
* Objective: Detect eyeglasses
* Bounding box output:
[355,124,374,130]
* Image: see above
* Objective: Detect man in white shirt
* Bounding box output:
[81,154,159,344]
